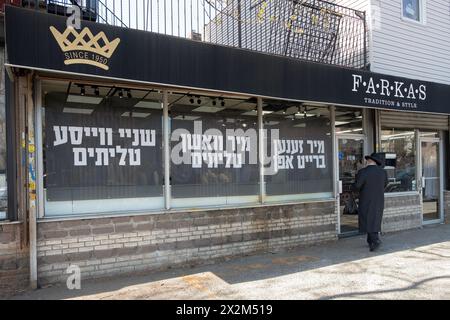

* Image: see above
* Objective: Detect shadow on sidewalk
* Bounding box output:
[319,275,450,300]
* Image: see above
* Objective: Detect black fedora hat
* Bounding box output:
[365,152,383,166]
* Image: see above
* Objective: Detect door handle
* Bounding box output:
[338,180,343,194]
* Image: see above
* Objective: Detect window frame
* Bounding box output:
[0,49,11,221]
[39,86,166,217]
[36,80,337,219]
[401,0,427,25]
[380,127,418,194]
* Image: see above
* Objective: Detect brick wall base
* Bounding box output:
[444,191,450,224]
[37,201,337,285]
[382,194,422,233]
[0,222,30,297]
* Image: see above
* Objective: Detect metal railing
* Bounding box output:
[14,0,368,69]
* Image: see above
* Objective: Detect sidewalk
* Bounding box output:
[9,223,450,300]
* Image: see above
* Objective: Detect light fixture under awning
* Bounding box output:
[192,106,225,113]
[121,112,151,118]
[173,115,200,121]
[241,110,273,116]
[63,107,94,115]
[67,94,103,105]
[134,100,162,109]
[335,121,351,126]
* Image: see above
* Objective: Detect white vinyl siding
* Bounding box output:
[370,0,450,85]
[207,0,368,68]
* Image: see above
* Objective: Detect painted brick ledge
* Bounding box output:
[37,202,335,239]
[444,191,450,224]
[35,201,337,285]
[37,223,336,264]
[37,234,336,285]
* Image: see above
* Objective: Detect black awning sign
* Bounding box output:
[5,6,450,114]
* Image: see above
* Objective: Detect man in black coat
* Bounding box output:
[353,153,388,252]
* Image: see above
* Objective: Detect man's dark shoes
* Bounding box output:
[369,241,381,252]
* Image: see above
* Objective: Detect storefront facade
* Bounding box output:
[3,5,450,287]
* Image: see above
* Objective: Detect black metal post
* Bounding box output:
[363,10,368,69]
[5,76,17,221]
[237,0,242,48]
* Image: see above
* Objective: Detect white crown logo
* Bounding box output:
[50,26,120,70]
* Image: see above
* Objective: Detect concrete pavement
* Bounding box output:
[8,223,450,300]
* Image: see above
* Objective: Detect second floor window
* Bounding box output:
[403,0,421,22]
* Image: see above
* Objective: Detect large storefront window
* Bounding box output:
[263,101,334,201]
[43,82,164,216]
[41,82,336,216]
[170,94,260,207]
[381,129,416,192]
[0,54,6,220]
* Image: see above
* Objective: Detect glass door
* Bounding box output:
[420,138,443,224]
[337,136,365,235]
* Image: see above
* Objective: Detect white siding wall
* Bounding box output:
[332,0,369,11]
[334,0,450,85]
[370,0,450,84]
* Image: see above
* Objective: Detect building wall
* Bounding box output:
[0,222,29,297]
[370,0,450,84]
[382,193,422,233]
[31,190,439,286]
[332,0,369,11]
[36,201,337,285]
[35,192,428,286]
[0,45,29,297]
[444,190,450,224]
